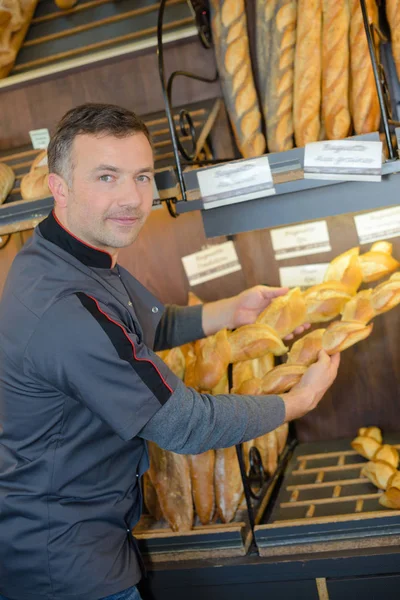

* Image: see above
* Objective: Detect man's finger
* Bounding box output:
[283,333,294,341]
[330,352,341,370]
[317,349,330,365]
[260,286,289,299]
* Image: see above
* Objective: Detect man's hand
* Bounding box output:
[281,351,341,422]
[205,285,310,339]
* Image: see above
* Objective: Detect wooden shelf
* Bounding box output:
[0,0,197,91]
[0,98,222,235]
[255,435,400,558]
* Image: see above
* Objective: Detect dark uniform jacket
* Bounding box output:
[0,211,284,600]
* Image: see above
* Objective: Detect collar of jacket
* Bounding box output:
[39,210,113,269]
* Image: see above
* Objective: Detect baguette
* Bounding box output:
[294,0,322,146]
[386,0,400,81]
[0,0,39,79]
[349,0,380,134]
[257,0,297,152]
[322,0,351,139]
[210,0,266,157]
[0,162,15,204]
[20,150,50,201]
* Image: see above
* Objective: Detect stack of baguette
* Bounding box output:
[351,427,400,510]
[193,242,400,394]
[211,0,397,156]
[145,241,399,531]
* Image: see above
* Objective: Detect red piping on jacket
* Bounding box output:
[87,294,174,395]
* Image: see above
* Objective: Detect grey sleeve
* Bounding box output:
[138,380,286,454]
[153,304,205,351]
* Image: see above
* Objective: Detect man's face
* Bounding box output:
[64,132,154,251]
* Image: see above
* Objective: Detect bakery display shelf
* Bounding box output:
[175,133,400,238]
[255,435,400,558]
[0,98,221,236]
[131,438,294,564]
[0,0,197,91]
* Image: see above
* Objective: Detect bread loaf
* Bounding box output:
[215,446,243,523]
[54,0,77,8]
[386,0,400,81]
[322,0,351,139]
[323,248,362,294]
[0,162,15,204]
[349,0,380,134]
[148,442,194,532]
[20,150,50,201]
[379,472,400,509]
[143,471,163,522]
[257,0,297,152]
[293,0,322,146]
[371,272,400,315]
[210,0,266,158]
[361,459,397,490]
[256,287,306,338]
[0,0,39,79]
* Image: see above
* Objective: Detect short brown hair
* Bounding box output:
[48,103,151,182]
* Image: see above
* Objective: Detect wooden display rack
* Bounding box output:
[0,0,196,90]
[0,98,221,236]
[255,435,400,558]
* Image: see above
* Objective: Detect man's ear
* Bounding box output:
[48,173,69,209]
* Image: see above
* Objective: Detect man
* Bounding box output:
[0,104,339,600]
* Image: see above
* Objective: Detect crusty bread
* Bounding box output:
[0,161,15,204]
[322,0,351,139]
[20,150,50,201]
[0,0,39,79]
[293,0,322,146]
[371,272,400,314]
[256,287,306,339]
[324,247,362,294]
[287,329,325,366]
[340,289,376,324]
[210,0,266,158]
[257,0,297,152]
[261,363,307,394]
[54,0,77,8]
[322,320,373,354]
[349,0,380,134]
[386,0,400,81]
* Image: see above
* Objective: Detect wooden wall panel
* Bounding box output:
[0,39,220,150]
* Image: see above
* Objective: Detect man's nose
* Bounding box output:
[116,179,142,207]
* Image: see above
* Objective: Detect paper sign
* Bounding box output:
[29,128,50,150]
[152,180,163,210]
[182,241,241,286]
[354,206,400,245]
[304,140,382,182]
[270,221,331,260]
[279,263,329,288]
[197,156,275,210]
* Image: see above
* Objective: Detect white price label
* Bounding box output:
[182,241,241,286]
[197,156,275,210]
[279,264,329,289]
[304,140,382,182]
[270,220,331,261]
[29,128,50,150]
[354,206,400,245]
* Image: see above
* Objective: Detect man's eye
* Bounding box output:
[99,175,114,182]
[137,175,151,183]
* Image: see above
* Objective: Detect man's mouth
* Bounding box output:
[108,216,140,226]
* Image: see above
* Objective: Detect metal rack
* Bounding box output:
[156,0,400,236]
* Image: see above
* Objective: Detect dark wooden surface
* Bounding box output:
[0,36,220,150]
